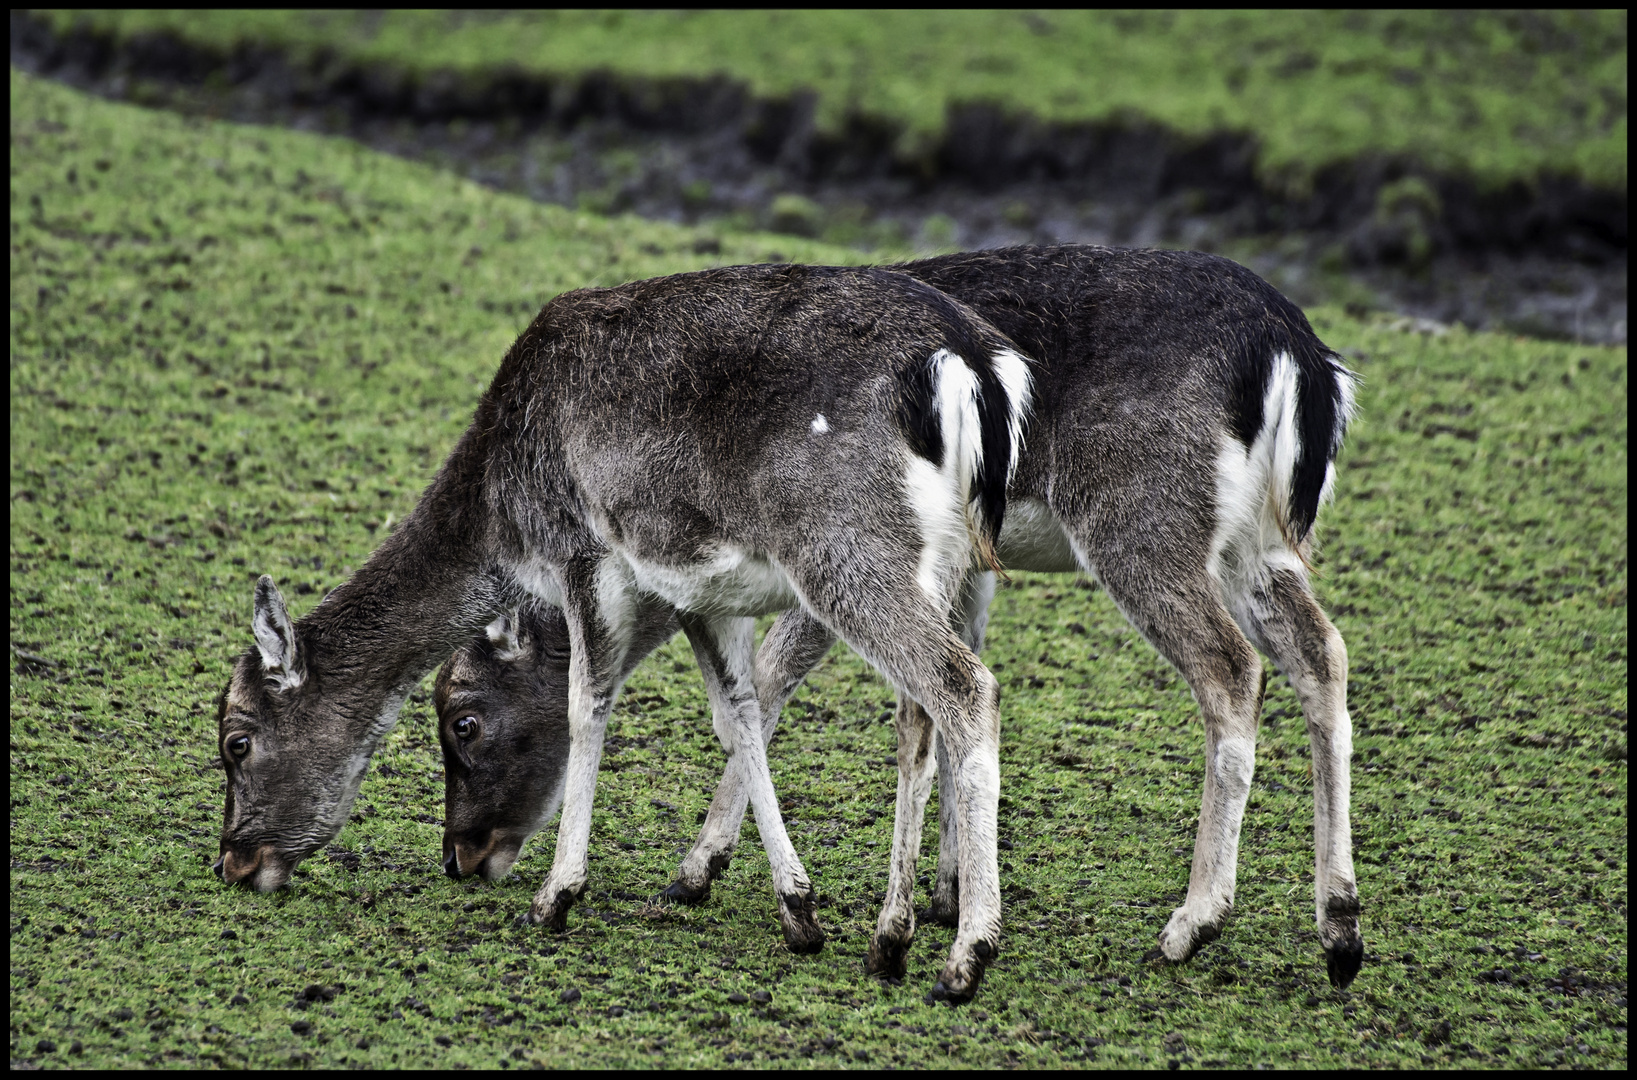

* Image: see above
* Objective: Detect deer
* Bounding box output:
[431,244,1366,990]
[213,261,1033,1004]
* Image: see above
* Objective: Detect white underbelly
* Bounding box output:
[625,545,799,617]
[995,497,1079,573]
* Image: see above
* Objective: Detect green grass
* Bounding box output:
[34,9,1629,193]
[9,70,1628,1069]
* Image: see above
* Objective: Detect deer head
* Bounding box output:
[214,576,391,890]
[435,604,573,882]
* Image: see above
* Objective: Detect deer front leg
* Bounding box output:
[680,613,824,953]
[662,758,751,905]
[666,610,834,905]
[527,559,632,931]
[866,697,938,980]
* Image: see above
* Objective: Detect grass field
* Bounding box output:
[9,69,1629,1069]
[33,9,1629,194]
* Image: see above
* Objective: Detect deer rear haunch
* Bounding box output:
[431,244,1365,991]
[216,262,1031,1003]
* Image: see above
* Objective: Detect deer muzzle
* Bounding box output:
[213,843,289,891]
[444,830,526,882]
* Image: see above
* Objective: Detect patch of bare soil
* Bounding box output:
[12,11,1624,343]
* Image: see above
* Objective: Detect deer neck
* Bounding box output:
[295,427,514,731]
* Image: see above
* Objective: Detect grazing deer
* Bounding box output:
[433,245,1366,989]
[214,262,1032,1003]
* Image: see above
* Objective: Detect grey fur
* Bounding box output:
[215,262,1031,1002]
[434,245,1365,989]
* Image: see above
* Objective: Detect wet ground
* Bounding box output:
[393,114,1625,345]
[13,17,1625,345]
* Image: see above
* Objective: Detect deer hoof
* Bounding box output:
[1321,893,1363,988]
[924,978,976,1006]
[1325,937,1364,989]
[1158,904,1225,962]
[919,898,960,928]
[531,889,578,932]
[927,943,991,1004]
[777,892,825,954]
[865,936,910,980]
[656,878,711,906]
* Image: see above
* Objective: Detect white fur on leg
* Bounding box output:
[943,726,1003,990]
[676,611,835,899]
[674,755,751,892]
[870,702,938,975]
[531,558,638,925]
[684,615,820,947]
[1160,733,1255,960]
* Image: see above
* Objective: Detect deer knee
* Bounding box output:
[893,700,935,772]
[1215,733,1256,793]
[1195,640,1262,730]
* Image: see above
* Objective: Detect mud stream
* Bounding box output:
[13,15,1626,345]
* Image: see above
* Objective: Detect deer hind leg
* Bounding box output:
[1235,566,1362,988]
[664,610,835,906]
[679,612,824,954]
[925,729,961,927]
[854,631,999,1003]
[865,696,939,980]
[926,570,995,927]
[1089,556,1264,965]
[783,565,1002,1002]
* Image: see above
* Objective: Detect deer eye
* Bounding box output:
[226,734,251,759]
[453,716,480,741]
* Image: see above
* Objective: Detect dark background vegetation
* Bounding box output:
[11,8,1628,343]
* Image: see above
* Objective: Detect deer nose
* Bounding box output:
[443,847,462,879]
[216,844,269,887]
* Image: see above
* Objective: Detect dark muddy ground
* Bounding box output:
[13,17,1625,344]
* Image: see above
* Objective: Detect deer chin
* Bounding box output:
[450,830,529,882]
[476,840,524,882]
[247,856,295,892]
[216,843,294,892]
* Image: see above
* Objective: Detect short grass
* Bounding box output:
[9,70,1628,1069]
[34,9,1629,193]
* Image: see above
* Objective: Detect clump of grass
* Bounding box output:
[35,10,1629,192]
[10,71,1627,1069]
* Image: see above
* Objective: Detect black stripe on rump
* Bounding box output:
[969,352,1015,548]
[896,359,944,468]
[1224,289,1353,541]
[880,270,1024,549]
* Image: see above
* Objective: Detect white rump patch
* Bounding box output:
[904,453,967,600]
[811,413,830,434]
[994,497,1077,573]
[900,347,1037,601]
[1318,365,1360,508]
[1210,352,1306,610]
[989,346,1033,481]
[902,349,985,601]
[934,348,985,495]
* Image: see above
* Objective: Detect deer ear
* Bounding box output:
[252,576,303,688]
[484,609,528,663]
